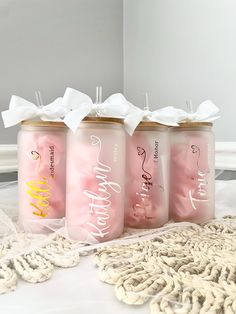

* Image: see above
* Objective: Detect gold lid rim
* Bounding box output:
[21,120,66,127]
[137,121,169,128]
[82,117,124,124]
[173,122,213,128]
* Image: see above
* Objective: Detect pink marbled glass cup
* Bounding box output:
[66,118,125,243]
[125,123,169,228]
[18,121,67,232]
[169,123,215,223]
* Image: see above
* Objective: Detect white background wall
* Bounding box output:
[124,0,236,141]
[0,0,123,143]
[1,0,235,143]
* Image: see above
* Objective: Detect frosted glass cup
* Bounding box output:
[66,117,126,242]
[18,121,67,232]
[169,122,215,223]
[125,122,169,228]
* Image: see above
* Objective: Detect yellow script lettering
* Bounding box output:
[26,177,51,217]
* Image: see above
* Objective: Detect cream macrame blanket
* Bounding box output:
[0,234,80,294]
[95,217,236,314]
[1,217,236,314]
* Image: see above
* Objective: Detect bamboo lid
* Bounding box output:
[82,117,124,124]
[174,122,213,128]
[21,120,66,127]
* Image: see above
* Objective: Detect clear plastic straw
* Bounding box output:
[95,86,99,104]
[144,92,150,111]
[99,86,102,104]
[35,91,44,107]
[186,100,194,113]
[95,86,103,104]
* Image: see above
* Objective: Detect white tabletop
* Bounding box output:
[0,255,149,314]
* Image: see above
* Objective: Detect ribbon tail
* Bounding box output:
[2,96,38,127]
[64,105,92,132]
[195,100,220,121]
[1,108,34,128]
[1,110,19,128]
[124,111,144,136]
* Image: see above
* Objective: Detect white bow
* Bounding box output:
[174,100,220,123]
[1,95,67,128]
[124,106,179,135]
[63,88,133,132]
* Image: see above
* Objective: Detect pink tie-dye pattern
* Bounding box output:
[170,131,214,223]
[18,128,66,232]
[66,126,125,242]
[125,130,168,228]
